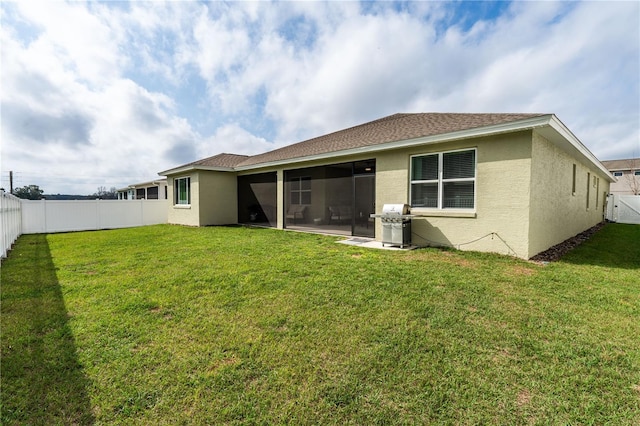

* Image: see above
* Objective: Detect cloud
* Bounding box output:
[2,102,94,146]
[202,124,274,156]
[11,1,126,86]
[1,1,638,194]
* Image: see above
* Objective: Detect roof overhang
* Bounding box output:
[233,115,556,171]
[537,115,615,182]
[235,114,614,182]
[158,165,236,176]
[159,114,614,183]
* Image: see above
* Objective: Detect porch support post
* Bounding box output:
[276,169,284,229]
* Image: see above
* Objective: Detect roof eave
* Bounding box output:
[235,114,554,171]
[158,165,237,176]
[538,115,616,182]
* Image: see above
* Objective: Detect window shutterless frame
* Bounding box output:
[174,176,191,205]
[410,148,477,210]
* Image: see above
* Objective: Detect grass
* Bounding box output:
[1,223,639,425]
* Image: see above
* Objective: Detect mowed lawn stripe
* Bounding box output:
[1,223,638,424]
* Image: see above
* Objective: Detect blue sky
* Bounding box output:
[1,1,638,194]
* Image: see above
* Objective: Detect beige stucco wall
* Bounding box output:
[167,173,200,226]
[163,128,610,259]
[376,131,534,258]
[197,171,238,225]
[166,171,237,226]
[527,131,610,258]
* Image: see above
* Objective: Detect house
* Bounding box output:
[159,113,614,259]
[600,158,640,195]
[116,178,168,200]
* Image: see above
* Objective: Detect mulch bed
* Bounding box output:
[530,222,605,263]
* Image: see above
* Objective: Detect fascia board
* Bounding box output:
[234,115,555,171]
[543,116,616,182]
[158,165,236,176]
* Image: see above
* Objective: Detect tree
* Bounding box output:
[92,186,118,199]
[623,158,640,195]
[14,184,44,200]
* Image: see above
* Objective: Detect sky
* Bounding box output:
[1,1,639,195]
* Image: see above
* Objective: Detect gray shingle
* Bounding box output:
[186,153,250,168]
[165,113,547,173]
[237,113,546,167]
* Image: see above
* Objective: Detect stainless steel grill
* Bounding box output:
[370,204,414,248]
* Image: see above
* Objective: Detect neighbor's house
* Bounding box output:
[600,158,640,195]
[116,178,168,200]
[159,113,614,259]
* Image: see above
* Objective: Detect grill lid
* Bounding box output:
[381,204,410,215]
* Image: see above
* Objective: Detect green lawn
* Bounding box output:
[1,223,639,425]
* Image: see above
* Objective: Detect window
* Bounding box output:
[136,188,146,200]
[411,149,476,209]
[586,172,590,209]
[147,186,158,200]
[572,164,577,194]
[635,171,640,176]
[290,176,311,205]
[613,171,623,177]
[596,178,600,207]
[174,177,190,205]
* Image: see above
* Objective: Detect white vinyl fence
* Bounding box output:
[21,199,168,234]
[606,194,640,225]
[1,190,22,259]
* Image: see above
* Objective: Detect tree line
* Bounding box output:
[6,185,119,200]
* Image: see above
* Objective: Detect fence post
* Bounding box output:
[96,198,100,230]
[1,189,23,259]
[42,198,47,233]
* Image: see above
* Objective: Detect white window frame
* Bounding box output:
[289,176,311,205]
[174,176,191,206]
[410,148,477,211]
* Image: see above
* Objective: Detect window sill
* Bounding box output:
[173,204,191,209]
[411,209,476,218]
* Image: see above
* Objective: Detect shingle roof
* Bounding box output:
[186,153,250,168]
[236,113,546,167]
[600,158,640,171]
[162,113,548,174]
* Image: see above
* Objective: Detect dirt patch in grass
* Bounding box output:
[516,389,531,407]
[505,265,537,277]
[437,251,479,268]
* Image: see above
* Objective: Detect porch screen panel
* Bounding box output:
[238,172,277,227]
[284,164,353,234]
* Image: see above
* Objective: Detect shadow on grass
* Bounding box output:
[560,223,640,270]
[1,234,95,425]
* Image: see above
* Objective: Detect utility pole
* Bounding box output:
[9,171,14,194]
